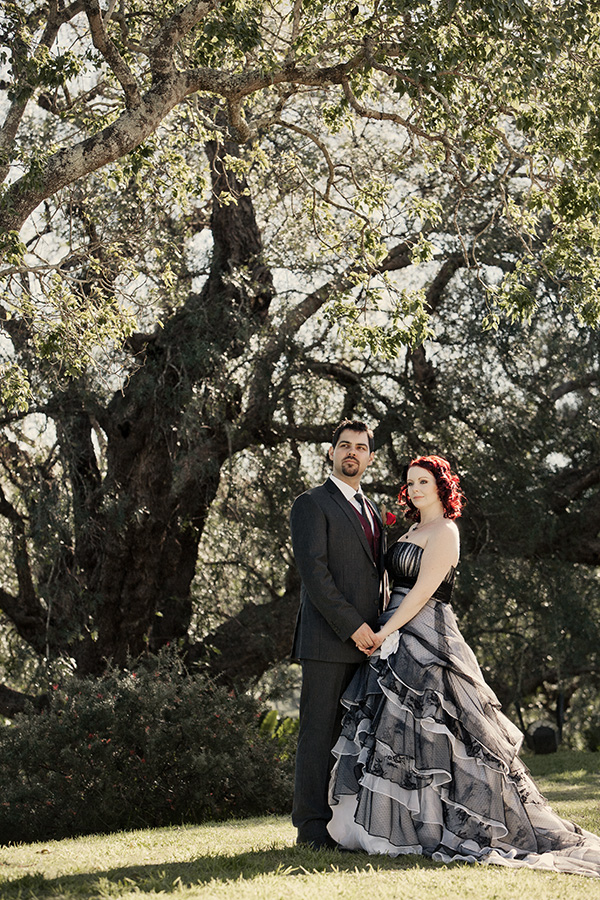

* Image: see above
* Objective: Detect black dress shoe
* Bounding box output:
[296,834,339,851]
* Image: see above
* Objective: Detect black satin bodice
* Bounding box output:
[385,540,455,603]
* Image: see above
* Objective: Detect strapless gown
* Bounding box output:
[327,541,600,877]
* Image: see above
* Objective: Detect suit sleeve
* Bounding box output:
[290,491,365,643]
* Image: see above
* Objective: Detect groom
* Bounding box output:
[290,419,386,849]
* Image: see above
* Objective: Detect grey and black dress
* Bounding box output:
[328,540,600,877]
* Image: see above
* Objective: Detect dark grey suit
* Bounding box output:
[290,477,385,845]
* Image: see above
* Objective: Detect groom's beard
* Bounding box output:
[341,458,359,475]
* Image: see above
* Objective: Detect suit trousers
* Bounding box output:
[293,658,360,843]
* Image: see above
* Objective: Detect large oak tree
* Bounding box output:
[0,1,599,719]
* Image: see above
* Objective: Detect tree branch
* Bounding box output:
[3,49,372,234]
[0,683,45,718]
[550,464,600,512]
[340,76,457,161]
[0,447,46,651]
[85,0,141,108]
[55,400,102,579]
[187,564,301,686]
[301,361,362,387]
[0,0,86,184]
[409,254,465,390]
[238,236,415,444]
[148,0,218,74]
[550,374,599,402]
[0,584,45,656]
[1,73,189,232]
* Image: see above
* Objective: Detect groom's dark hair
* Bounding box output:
[331,419,375,453]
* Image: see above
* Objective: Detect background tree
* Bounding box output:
[0,2,599,734]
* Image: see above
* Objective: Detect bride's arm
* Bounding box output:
[371,524,459,648]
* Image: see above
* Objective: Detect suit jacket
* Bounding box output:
[290,478,386,664]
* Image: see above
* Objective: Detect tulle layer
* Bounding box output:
[328,594,600,877]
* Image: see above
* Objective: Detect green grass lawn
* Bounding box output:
[0,751,598,899]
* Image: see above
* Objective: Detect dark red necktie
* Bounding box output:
[354,492,374,550]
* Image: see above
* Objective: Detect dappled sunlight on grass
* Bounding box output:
[525,750,600,831]
[0,753,599,899]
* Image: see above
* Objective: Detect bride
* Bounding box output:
[327,455,600,877]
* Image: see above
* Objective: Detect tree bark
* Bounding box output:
[42,137,276,674]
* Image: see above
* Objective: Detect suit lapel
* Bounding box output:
[365,497,387,575]
[365,497,382,527]
[325,478,376,565]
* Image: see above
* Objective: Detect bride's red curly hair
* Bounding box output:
[399,455,465,522]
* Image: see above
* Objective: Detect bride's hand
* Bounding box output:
[364,632,385,656]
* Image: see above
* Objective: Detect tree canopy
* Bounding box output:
[2,0,600,386]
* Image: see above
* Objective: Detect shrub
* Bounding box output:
[561,681,600,752]
[0,652,296,844]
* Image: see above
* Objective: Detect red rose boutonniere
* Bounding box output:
[382,509,397,529]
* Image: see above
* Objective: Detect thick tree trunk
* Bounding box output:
[50,138,275,675]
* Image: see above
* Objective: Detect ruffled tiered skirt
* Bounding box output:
[328,590,600,877]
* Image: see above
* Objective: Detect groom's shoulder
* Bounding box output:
[307,479,333,496]
[292,479,335,507]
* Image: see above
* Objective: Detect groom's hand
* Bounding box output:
[351,623,377,653]
[364,632,385,656]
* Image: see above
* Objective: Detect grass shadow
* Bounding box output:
[2,752,598,897]
[0,846,447,899]
[541,784,600,804]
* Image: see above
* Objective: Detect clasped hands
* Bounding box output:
[351,623,384,656]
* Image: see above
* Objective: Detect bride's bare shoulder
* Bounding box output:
[431,517,460,546]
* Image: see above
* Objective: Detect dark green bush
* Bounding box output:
[0,652,296,844]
